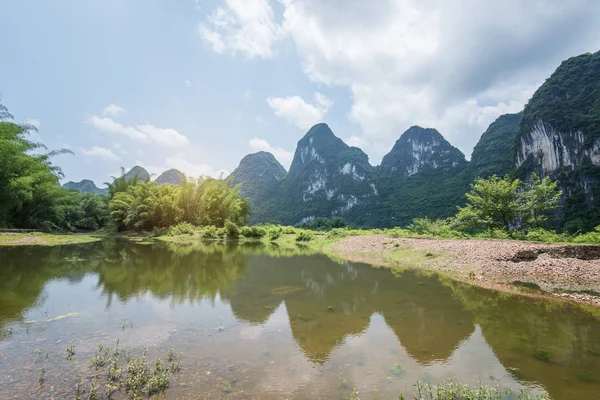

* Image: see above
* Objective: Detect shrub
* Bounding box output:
[240,226,266,239]
[266,226,283,241]
[520,228,570,243]
[168,222,196,236]
[407,217,460,238]
[224,220,239,238]
[572,226,600,244]
[296,231,313,242]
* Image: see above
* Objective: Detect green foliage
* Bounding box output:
[167,223,197,236]
[300,217,347,230]
[470,113,522,179]
[457,175,521,231]
[296,231,314,242]
[407,218,462,238]
[519,173,562,229]
[240,226,266,239]
[109,177,250,232]
[520,51,600,147]
[455,174,561,232]
[412,380,547,400]
[224,220,240,238]
[0,101,108,231]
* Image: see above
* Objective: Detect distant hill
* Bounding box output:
[62,179,108,196]
[123,165,150,182]
[156,169,186,185]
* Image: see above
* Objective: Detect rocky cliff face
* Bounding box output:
[515,51,600,230]
[284,123,378,224]
[156,169,186,186]
[380,126,467,176]
[62,179,108,196]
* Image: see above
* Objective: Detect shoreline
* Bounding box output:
[0,232,101,246]
[321,234,600,308]
[3,231,599,308]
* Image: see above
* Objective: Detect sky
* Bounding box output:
[1,0,599,185]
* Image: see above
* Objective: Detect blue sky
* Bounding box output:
[1,0,599,185]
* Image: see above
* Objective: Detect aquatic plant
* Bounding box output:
[389,362,404,375]
[412,381,548,400]
[66,340,76,361]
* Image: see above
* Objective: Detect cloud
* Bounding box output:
[202,0,600,161]
[103,104,126,117]
[249,137,293,167]
[278,0,600,160]
[86,113,190,149]
[81,146,120,162]
[198,0,283,58]
[267,92,332,130]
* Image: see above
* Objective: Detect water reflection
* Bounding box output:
[0,240,599,399]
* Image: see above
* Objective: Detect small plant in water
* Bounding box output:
[66,340,76,361]
[38,367,46,386]
[532,349,552,363]
[413,380,548,400]
[222,382,233,393]
[389,362,404,376]
[339,372,347,388]
[122,319,134,330]
[350,387,360,400]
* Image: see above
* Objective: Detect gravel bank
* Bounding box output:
[328,235,600,307]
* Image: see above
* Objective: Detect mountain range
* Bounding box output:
[62,166,185,195]
[66,50,600,231]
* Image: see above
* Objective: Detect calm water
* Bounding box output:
[1,240,600,399]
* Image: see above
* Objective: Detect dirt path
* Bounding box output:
[327,234,600,307]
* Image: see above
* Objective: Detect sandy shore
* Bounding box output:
[327,234,600,307]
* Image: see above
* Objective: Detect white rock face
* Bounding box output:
[515,120,600,176]
[299,145,325,165]
[405,139,445,176]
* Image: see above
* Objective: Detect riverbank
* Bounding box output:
[321,234,600,307]
[0,232,101,246]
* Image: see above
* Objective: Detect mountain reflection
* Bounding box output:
[1,240,600,399]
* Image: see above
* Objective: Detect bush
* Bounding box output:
[407,217,461,238]
[198,225,224,239]
[520,228,570,243]
[224,220,239,238]
[296,231,313,242]
[240,226,266,239]
[266,225,283,241]
[168,222,196,236]
[572,226,600,244]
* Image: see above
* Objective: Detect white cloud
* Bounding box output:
[277,0,600,161]
[81,146,120,162]
[86,115,147,141]
[202,0,600,162]
[249,137,293,168]
[103,104,126,117]
[266,92,332,130]
[199,0,283,58]
[86,114,190,149]
[24,118,41,128]
[137,124,190,148]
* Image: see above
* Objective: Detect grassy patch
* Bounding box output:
[0,232,100,246]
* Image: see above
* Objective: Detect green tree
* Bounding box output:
[455,175,521,231]
[0,101,109,230]
[519,173,562,229]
